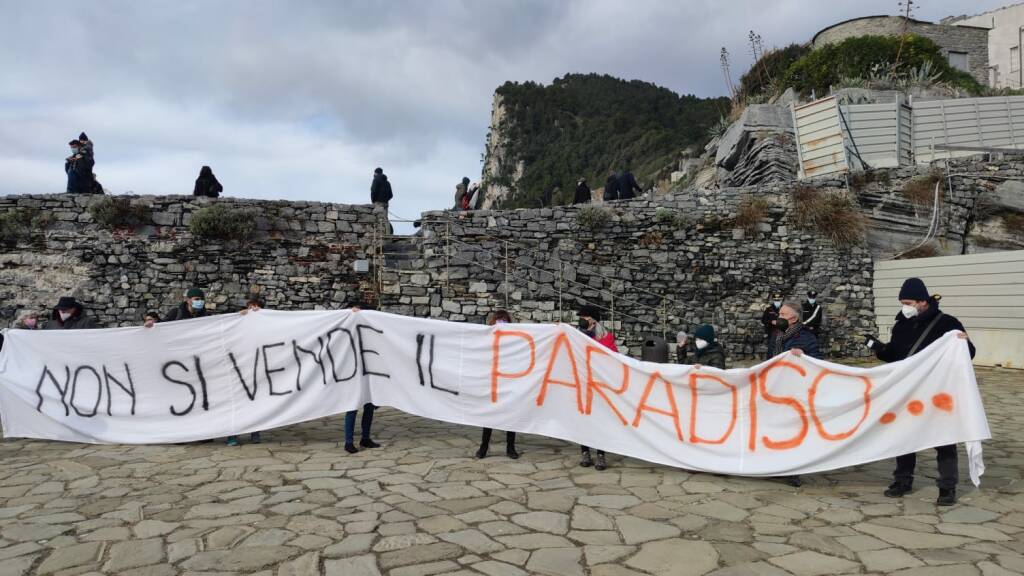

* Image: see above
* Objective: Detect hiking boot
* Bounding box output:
[506,447,519,459]
[359,438,381,449]
[595,453,607,471]
[250,432,261,444]
[343,443,358,454]
[580,450,594,467]
[226,436,239,447]
[937,488,957,506]
[884,483,913,498]
[476,445,489,459]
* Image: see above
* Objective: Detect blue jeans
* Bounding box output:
[344,403,376,444]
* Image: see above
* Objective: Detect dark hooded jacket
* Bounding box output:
[193,166,223,198]
[874,299,975,362]
[370,172,393,204]
[603,175,619,201]
[573,181,591,204]
[694,342,727,369]
[45,304,98,329]
[65,154,96,194]
[164,302,210,322]
[617,171,641,200]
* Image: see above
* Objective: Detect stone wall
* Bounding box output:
[812,16,989,86]
[0,194,381,328]
[378,186,877,360]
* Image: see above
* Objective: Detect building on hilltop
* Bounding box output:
[946,3,1024,89]
[811,15,989,87]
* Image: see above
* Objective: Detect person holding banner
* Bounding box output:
[45,297,98,330]
[771,304,821,359]
[160,288,210,323]
[865,277,975,506]
[578,304,615,471]
[344,300,382,454]
[228,296,266,446]
[691,324,726,369]
[476,310,520,459]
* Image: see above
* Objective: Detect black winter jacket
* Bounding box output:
[45,306,98,329]
[370,173,393,203]
[617,171,641,199]
[194,175,223,198]
[773,325,822,359]
[694,343,727,369]
[874,301,975,362]
[573,182,591,204]
[603,176,619,201]
[801,300,822,331]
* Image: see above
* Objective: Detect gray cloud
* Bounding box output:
[0,0,1005,230]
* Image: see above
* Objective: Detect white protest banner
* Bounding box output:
[0,310,990,483]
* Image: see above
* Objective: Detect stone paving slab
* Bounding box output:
[0,367,1021,575]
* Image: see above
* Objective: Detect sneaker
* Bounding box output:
[937,488,957,506]
[884,483,913,498]
[359,438,381,449]
[344,443,358,454]
[476,445,488,459]
[580,451,593,468]
[506,447,520,460]
[226,436,239,447]
[595,453,607,471]
[250,432,262,444]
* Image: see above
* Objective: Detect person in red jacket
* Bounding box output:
[577,304,616,470]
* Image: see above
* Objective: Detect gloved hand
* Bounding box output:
[863,334,882,351]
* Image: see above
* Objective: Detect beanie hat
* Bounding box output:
[578,304,602,322]
[374,167,383,174]
[79,132,89,141]
[898,277,929,301]
[694,324,716,344]
[186,288,205,299]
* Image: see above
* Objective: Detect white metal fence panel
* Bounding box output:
[874,250,1024,368]
[792,96,848,179]
[913,96,1024,163]
[841,96,909,170]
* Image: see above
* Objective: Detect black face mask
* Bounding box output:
[776,318,789,332]
[578,318,591,332]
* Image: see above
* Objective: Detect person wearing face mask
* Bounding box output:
[45,297,99,330]
[770,303,821,359]
[801,290,823,338]
[761,292,783,358]
[476,310,520,459]
[13,311,44,331]
[577,304,616,471]
[691,325,726,369]
[162,288,211,322]
[864,277,974,506]
[65,139,97,194]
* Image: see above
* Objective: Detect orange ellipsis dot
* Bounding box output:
[907,400,924,415]
[880,412,897,424]
[932,393,954,412]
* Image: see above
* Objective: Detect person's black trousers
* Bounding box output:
[893,444,958,490]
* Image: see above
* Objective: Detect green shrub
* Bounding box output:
[0,208,52,247]
[791,187,867,247]
[782,35,982,97]
[654,207,675,223]
[189,204,255,241]
[738,43,811,100]
[577,205,612,231]
[88,196,150,228]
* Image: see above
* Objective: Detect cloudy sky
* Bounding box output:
[0,0,1003,231]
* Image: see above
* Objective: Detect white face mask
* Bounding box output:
[695,338,708,350]
[773,301,782,308]
[58,310,72,322]
[807,298,816,304]
[901,304,919,319]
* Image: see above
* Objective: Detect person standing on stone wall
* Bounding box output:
[343,300,383,454]
[573,178,591,204]
[65,139,97,194]
[193,166,223,198]
[370,167,393,209]
[45,297,99,329]
[454,177,470,210]
[159,288,211,323]
[761,292,782,358]
[801,290,823,338]
[864,277,974,506]
[603,173,619,201]
[617,169,642,200]
[577,304,616,471]
[476,310,520,459]
[464,181,481,211]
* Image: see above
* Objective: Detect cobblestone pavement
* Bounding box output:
[0,367,1021,576]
